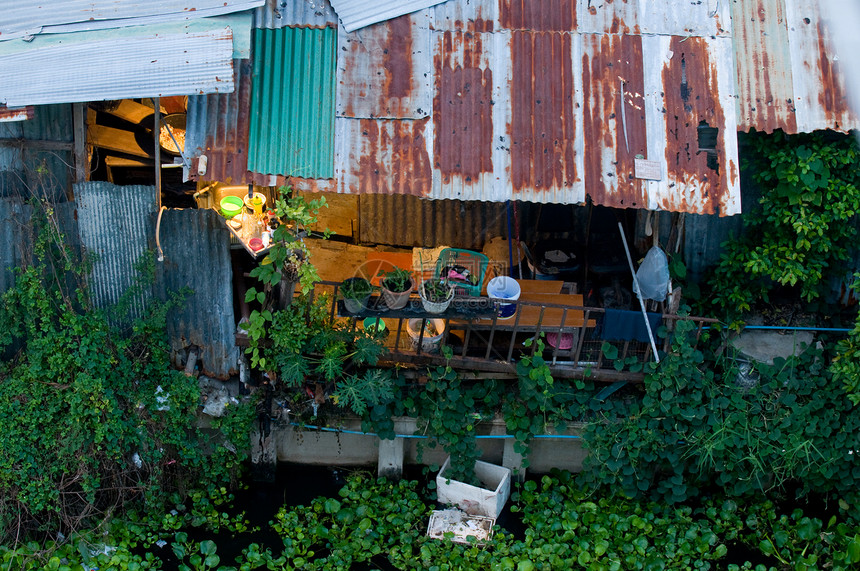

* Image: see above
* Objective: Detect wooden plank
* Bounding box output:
[89,124,150,158]
[73,103,87,184]
[515,279,563,294]
[299,191,358,238]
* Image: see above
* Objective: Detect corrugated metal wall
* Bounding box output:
[358,194,509,249]
[156,208,238,379]
[254,0,338,28]
[0,104,73,203]
[0,26,236,107]
[336,13,432,119]
[328,0,447,32]
[248,25,337,178]
[75,182,156,319]
[3,0,264,39]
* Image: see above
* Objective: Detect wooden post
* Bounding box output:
[72,103,88,188]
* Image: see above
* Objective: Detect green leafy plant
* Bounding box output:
[242,187,328,371]
[0,204,254,549]
[710,131,860,315]
[250,293,389,417]
[378,266,413,293]
[420,278,453,303]
[340,277,373,300]
[831,274,860,405]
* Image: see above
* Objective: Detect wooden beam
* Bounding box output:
[0,138,73,151]
[88,124,149,158]
[73,103,87,184]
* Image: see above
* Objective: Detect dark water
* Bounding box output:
[148,464,838,570]
[148,462,527,570]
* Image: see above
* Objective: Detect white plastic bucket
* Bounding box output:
[487,276,521,319]
[407,319,446,353]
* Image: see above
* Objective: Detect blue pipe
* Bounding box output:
[741,325,851,333]
[290,422,582,440]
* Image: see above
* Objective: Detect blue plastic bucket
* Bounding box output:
[487,276,521,319]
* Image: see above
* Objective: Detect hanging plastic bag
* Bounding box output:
[633,246,670,301]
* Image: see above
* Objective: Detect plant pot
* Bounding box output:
[341,277,372,313]
[406,318,445,353]
[419,280,454,314]
[381,279,413,310]
[436,457,512,519]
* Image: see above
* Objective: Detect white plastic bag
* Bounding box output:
[634,246,670,302]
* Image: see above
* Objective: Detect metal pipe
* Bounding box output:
[618,221,660,362]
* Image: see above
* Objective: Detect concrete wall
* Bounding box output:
[273,416,588,476]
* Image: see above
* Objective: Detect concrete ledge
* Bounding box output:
[274,416,587,476]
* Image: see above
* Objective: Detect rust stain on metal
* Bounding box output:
[195,58,253,185]
[733,0,796,134]
[382,16,413,100]
[0,104,34,121]
[661,36,729,215]
[433,31,494,185]
[357,118,432,196]
[582,33,647,209]
[500,0,576,31]
[510,30,577,192]
[815,21,848,128]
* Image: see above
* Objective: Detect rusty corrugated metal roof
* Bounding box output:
[576,0,731,36]
[358,194,508,250]
[733,0,859,134]
[335,116,433,196]
[582,33,648,210]
[253,0,338,29]
[731,0,797,133]
[336,13,432,119]
[328,0,447,32]
[644,35,741,215]
[0,105,33,122]
[784,0,859,133]
[431,30,508,201]
[182,0,860,215]
[508,30,584,203]
[187,59,254,185]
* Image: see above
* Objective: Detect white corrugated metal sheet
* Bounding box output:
[1,0,263,40]
[253,0,339,28]
[329,0,446,32]
[0,26,235,106]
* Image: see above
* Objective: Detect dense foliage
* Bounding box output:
[0,211,254,547]
[710,131,860,314]
[5,471,860,569]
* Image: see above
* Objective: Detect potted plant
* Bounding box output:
[341,277,373,313]
[419,278,454,314]
[378,266,413,310]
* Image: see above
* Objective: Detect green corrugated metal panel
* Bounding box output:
[248,26,336,179]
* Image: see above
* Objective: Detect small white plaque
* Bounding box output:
[635,158,662,180]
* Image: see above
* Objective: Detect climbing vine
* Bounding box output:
[0,207,253,547]
[710,131,860,314]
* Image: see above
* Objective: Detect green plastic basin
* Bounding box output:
[220,195,244,219]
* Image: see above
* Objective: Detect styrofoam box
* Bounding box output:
[436,457,512,519]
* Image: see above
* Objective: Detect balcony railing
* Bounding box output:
[305,281,718,383]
